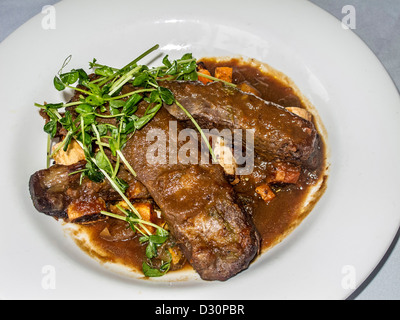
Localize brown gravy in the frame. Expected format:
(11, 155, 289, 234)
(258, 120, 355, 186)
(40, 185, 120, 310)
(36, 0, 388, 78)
(71, 57, 328, 277)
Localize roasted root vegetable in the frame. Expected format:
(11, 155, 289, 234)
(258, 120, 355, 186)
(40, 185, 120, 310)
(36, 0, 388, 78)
(215, 67, 233, 83)
(168, 246, 185, 265)
(269, 162, 301, 184)
(197, 69, 213, 85)
(255, 184, 276, 203)
(114, 201, 157, 234)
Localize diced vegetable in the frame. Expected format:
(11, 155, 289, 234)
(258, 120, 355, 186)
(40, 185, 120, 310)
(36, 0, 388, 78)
(197, 69, 213, 85)
(168, 246, 184, 265)
(116, 200, 156, 233)
(269, 162, 301, 184)
(215, 67, 233, 83)
(255, 184, 276, 203)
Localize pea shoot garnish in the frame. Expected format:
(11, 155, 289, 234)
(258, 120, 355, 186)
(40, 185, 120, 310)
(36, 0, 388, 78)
(35, 44, 223, 277)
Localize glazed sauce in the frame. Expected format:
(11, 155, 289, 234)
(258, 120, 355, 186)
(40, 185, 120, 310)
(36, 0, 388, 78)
(75, 58, 327, 274)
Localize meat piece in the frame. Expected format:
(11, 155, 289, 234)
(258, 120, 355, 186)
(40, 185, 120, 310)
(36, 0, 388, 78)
(29, 161, 86, 220)
(29, 161, 150, 221)
(161, 81, 320, 168)
(122, 107, 260, 281)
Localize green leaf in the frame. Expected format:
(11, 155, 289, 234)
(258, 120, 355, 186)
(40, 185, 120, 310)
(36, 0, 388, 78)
(95, 151, 113, 175)
(76, 68, 89, 85)
(184, 70, 198, 81)
(59, 111, 74, 131)
(142, 262, 166, 277)
(159, 260, 171, 273)
(89, 58, 97, 69)
(101, 84, 112, 96)
(148, 90, 161, 103)
(45, 103, 64, 109)
(134, 112, 158, 130)
(85, 161, 104, 183)
(95, 66, 114, 77)
(96, 123, 108, 136)
(162, 55, 172, 68)
(180, 60, 197, 74)
(146, 242, 157, 259)
(119, 134, 128, 149)
(180, 53, 193, 60)
(149, 234, 168, 245)
(109, 138, 118, 156)
(76, 131, 92, 147)
(132, 73, 149, 86)
(75, 103, 93, 114)
(43, 120, 57, 138)
(142, 260, 171, 277)
(85, 94, 104, 106)
(109, 104, 123, 116)
(110, 127, 119, 140)
(87, 82, 102, 95)
(124, 93, 142, 110)
(53, 76, 65, 91)
(121, 119, 135, 136)
(158, 87, 174, 105)
(165, 61, 178, 75)
(60, 71, 79, 85)
(109, 99, 125, 109)
(82, 113, 96, 126)
(156, 227, 169, 238)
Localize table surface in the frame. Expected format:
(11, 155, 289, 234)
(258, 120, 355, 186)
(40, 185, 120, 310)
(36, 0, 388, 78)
(1, 0, 399, 300)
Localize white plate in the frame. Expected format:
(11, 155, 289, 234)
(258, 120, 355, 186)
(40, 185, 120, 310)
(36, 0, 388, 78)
(1, 0, 400, 300)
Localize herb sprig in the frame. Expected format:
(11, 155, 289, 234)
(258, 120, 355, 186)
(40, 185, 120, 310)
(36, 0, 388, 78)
(37, 45, 227, 276)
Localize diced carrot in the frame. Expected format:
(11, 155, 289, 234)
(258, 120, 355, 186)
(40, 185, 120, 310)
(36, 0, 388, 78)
(134, 202, 153, 223)
(168, 246, 184, 265)
(114, 201, 156, 233)
(215, 67, 233, 83)
(269, 163, 301, 184)
(134, 202, 155, 234)
(197, 69, 213, 85)
(255, 184, 276, 203)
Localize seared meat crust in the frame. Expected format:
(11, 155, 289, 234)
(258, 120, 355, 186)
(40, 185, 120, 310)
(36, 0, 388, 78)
(29, 161, 150, 221)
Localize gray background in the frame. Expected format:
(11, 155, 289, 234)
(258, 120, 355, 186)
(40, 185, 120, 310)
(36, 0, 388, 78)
(1, 0, 399, 300)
